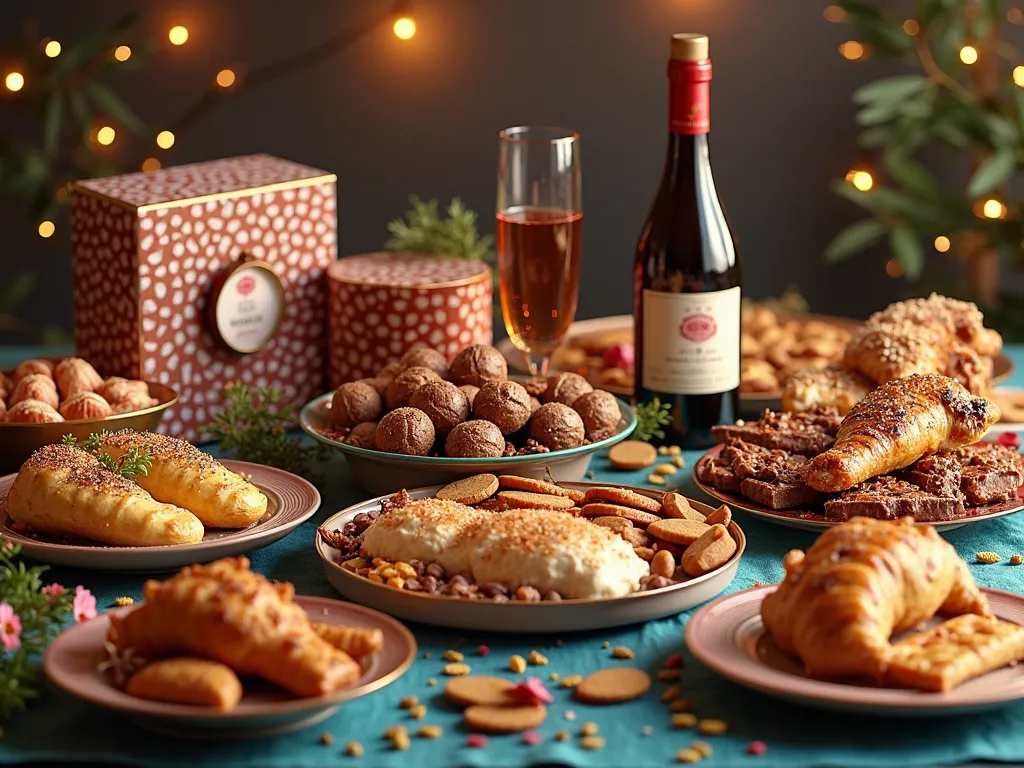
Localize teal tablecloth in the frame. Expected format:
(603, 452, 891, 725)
(2, 346, 1024, 767)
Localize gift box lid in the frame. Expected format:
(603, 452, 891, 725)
(70, 153, 336, 213)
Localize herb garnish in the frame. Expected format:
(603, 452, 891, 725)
(634, 398, 673, 442)
(61, 432, 152, 480)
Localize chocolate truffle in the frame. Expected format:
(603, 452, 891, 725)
(459, 384, 480, 410)
(450, 345, 507, 387)
(529, 402, 586, 451)
(377, 361, 403, 383)
(331, 381, 383, 427)
(530, 396, 541, 414)
(445, 420, 506, 458)
(523, 379, 548, 398)
(401, 347, 451, 380)
(472, 380, 532, 435)
(357, 377, 389, 399)
(346, 421, 378, 449)
(541, 372, 593, 407)
(408, 380, 469, 434)
(376, 408, 435, 456)
(385, 366, 442, 410)
(572, 389, 621, 441)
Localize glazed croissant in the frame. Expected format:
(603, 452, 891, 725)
(99, 430, 267, 528)
(761, 517, 989, 680)
(804, 374, 999, 493)
(108, 557, 361, 698)
(6, 444, 204, 546)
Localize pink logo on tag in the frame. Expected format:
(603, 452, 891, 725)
(237, 276, 256, 296)
(680, 313, 716, 342)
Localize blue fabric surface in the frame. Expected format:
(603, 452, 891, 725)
(1, 346, 1024, 767)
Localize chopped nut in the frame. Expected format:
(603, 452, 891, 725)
(1012, 554, 1023, 566)
(509, 654, 527, 673)
(669, 699, 694, 712)
(580, 722, 599, 736)
(342, 557, 367, 571)
(408, 704, 427, 719)
(417, 725, 443, 739)
(657, 669, 681, 681)
(427, 678, 437, 687)
(691, 740, 713, 757)
(395, 562, 418, 579)
(660, 686, 680, 702)
(586, 471, 595, 479)
(346, 741, 364, 757)
(113, 596, 134, 607)
(697, 718, 728, 736)
(320, 732, 334, 746)
(367, 573, 385, 584)
(658, 446, 670, 455)
(668, 445, 682, 455)
(580, 736, 606, 750)
(528, 650, 549, 666)
(392, 730, 411, 750)
(382, 725, 407, 740)
(611, 646, 635, 659)
(443, 650, 465, 662)
(655, 463, 677, 476)
(386, 576, 405, 589)
(647, 474, 667, 486)
(976, 551, 1001, 564)
(560, 674, 583, 688)
(379, 567, 399, 580)
(555, 730, 571, 742)
(676, 748, 702, 763)
(601, 641, 610, 649)
(399, 695, 419, 709)
(672, 713, 697, 729)
(673, 456, 685, 468)
(549, 672, 560, 681)
(443, 662, 471, 676)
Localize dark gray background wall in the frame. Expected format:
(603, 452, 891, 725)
(0, 0, 909, 343)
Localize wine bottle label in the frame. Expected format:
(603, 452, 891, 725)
(669, 59, 712, 135)
(641, 286, 740, 395)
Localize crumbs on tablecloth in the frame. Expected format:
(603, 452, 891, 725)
(320, 733, 334, 746)
(612, 646, 635, 659)
(399, 695, 418, 709)
(417, 725, 443, 739)
(641, 725, 654, 736)
(443, 650, 464, 662)
(427, 678, 437, 687)
(1012, 554, 1023, 566)
(345, 741, 363, 757)
(509, 654, 527, 673)
(114, 596, 134, 606)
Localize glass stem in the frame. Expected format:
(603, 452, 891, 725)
(524, 353, 550, 378)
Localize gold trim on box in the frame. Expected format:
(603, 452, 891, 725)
(69, 173, 338, 214)
(328, 262, 493, 291)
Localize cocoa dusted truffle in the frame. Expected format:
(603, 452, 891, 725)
(356, 377, 389, 399)
(408, 380, 469, 434)
(330, 381, 383, 427)
(376, 407, 436, 456)
(346, 421, 378, 449)
(450, 344, 507, 387)
(529, 402, 586, 451)
(459, 384, 480, 410)
(400, 347, 451, 380)
(472, 380, 532, 435)
(572, 389, 621, 441)
(385, 366, 442, 410)
(523, 379, 548, 398)
(541, 372, 593, 407)
(530, 397, 541, 414)
(445, 419, 506, 458)
(377, 361, 403, 383)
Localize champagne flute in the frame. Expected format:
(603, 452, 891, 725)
(496, 126, 583, 377)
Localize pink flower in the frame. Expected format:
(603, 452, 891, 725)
(510, 677, 554, 705)
(997, 432, 1021, 449)
(73, 586, 97, 623)
(1, 540, 13, 554)
(41, 583, 66, 599)
(0, 602, 22, 651)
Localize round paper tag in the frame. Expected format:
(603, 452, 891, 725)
(210, 261, 285, 354)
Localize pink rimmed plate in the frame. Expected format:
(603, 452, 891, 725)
(0, 460, 320, 572)
(44, 596, 416, 739)
(685, 586, 1024, 716)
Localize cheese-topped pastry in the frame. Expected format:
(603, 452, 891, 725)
(98, 431, 267, 529)
(6, 444, 204, 546)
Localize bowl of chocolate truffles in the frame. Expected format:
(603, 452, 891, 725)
(301, 344, 637, 494)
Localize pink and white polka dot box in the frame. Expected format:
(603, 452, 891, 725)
(69, 154, 337, 442)
(327, 252, 492, 387)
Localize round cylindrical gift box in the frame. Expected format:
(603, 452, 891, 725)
(327, 252, 493, 386)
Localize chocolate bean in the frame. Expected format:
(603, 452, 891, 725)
(426, 563, 445, 580)
(479, 581, 509, 598)
(514, 585, 541, 602)
(542, 591, 563, 602)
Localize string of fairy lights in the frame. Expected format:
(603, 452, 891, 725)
(826, 3, 1021, 277)
(2, 7, 419, 240)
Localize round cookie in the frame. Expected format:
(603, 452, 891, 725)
(647, 518, 711, 546)
(608, 441, 657, 470)
(473, 380, 531, 435)
(450, 345, 508, 388)
(495, 490, 577, 510)
(444, 676, 516, 707)
(662, 492, 707, 522)
(408, 380, 469, 434)
(445, 420, 505, 458)
(497, 475, 586, 503)
(463, 703, 547, 733)
(400, 347, 451, 380)
(583, 486, 662, 514)
(330, 381, 383, 427)
(590, 516, 634, 535)
(574, 667, 651, 704)
(385, 366, 442, 410)
(580, 502, 661, 527)
(436, 474, 500, 505)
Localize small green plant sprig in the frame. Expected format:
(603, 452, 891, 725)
(634, 398, 673, 442)
(385, 196, 495, 263)
(204, 382, 329, 480)
(60, 432, 152, 480)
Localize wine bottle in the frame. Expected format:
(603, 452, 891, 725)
(633, 33, 741, 448)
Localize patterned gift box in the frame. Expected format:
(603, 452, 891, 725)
(327, 252, 492, 386)
(70, 154, 337, 441)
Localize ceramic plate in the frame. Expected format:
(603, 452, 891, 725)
(686, 586, 1024, 716)
(0, 460, 320, 572)
(987, 387, 1024, 435)
(316, 483, 745, 633)
(300, 393, 636, 495)
(692, 445, 1024, 533)
(44, 596, 416, 739)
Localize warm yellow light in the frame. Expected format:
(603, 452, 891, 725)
(848, 170, 874, 191)
(96, 126, 116, 146)
(934, 236, 951, 253)
(393, 17, 416, 40)
(38, 221, 55, 238)
(823, 5, 847, 22)
(216, 69, 236, 88)
(1014, 66, 1024, 87)
(114, 45, 132, 62)
(885, 259, 903, 278)
(168, 26, 189, 46)
(960, 45, 979, 64)
(44, 40, 61, 57)
(156, 130, 175, 149)
(839, 41, 865, 60)
(5, 72, 24, 92)
(1009, 7, 1024, 23)
(903, 19, 920, 35)
(982, 198, 1006, 219)
(141, 157, 161, 172)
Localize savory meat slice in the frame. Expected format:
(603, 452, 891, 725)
(899, 453, 964, 501)
(710, 408, 840, 457)
(823, 476, 964, 523)
(951, 443, 1024, 505)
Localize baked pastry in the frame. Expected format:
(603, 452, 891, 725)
(868, 293, 1003, 358)
(96, 377, 150, 403)
(804, 375, 1000, 493)
(310, 622, 384, 658)
(59, 392, 113, 421)
(125, 658, 243, 710)
(6, 444, 204, 546)
(761, 517, 990, 680)
(10, 374, 59, 410)
(12, 359, 52, 383)
(944, 342, 993, 397)
(108, 557, 361, 697)
(780, 365, 873, 416)
(843, 322, 944, 384)
(5, 400, 63, 423)
(53, 357, 104, 399)
(109, 390, 159, 414)
(98, 430, 267, 529)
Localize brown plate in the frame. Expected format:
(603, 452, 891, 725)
(0, 460, 320, 572)
(44, 596, 416, 739)
(692, 444, 1024, 533)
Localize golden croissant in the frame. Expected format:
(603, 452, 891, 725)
(804, 374, 999, 493)
(99, 430, 267, 528)
(761, 517, 989, 680)
(5, 444, 204, 546)
(108, 557, 361, 698)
